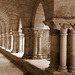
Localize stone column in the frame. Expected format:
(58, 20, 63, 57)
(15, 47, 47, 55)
(22, 28, 30, 59)
(1, 32, 5, 49)
(10, 32, 13, 51)
(0, 34, 2, 47)
(1, 33, 3, 47)
(37, 30, 43, 59)
(5, 33, 11, 50)
(18, 32, 24, 53)
(58, 29, 68, 72)
(69, 30, 75, 72)
(18, 17, 24, 53)
(32, 30, 38, 59)
(22, 36, 30, 58)
(12, 31, 19, 53)
(4, 33, 6, 49)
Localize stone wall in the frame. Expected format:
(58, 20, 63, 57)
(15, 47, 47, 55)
(41, 30, 50, 59)
(54, 0, 75, 18)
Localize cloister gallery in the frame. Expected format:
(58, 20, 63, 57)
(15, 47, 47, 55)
(0, 0, 75, 75)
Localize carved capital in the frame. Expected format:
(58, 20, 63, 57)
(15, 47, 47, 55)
(32, 28, 44, 38)
(53, 18, 75, 30)
(12, 31, 19, 36)
(38, 30, 43, 38)
(22, 28, 33, 37)
(33, 30, 38, 37)
(53, 23, 72, 30)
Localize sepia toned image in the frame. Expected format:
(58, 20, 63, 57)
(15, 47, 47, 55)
(0, 0, 75, 75)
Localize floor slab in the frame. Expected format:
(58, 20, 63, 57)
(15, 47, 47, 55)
(0, 53, 24, 75)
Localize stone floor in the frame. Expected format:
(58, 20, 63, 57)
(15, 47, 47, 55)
(25, 59, 50, 71)
(0, 53, 24, 75)
(12, 53, 50, 71)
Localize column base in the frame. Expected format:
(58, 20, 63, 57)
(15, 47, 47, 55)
(69, 66, 75, 72)
(18, 51, 23, 53)
(37, 54, 42, 59)
(11, 50, 18, 53)
(22, 55, 32, 59)
(58, 66, 67, 72)
(32, 55, 38, 59)
(45, 65, 59, 75)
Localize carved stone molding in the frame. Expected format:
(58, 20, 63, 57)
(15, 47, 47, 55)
(53, 18, 75, 30)
(22, 28, 50, 37)
(43, 18, 75, 30)
(12, 31, 19, 36)
(22, 28, 32, 37)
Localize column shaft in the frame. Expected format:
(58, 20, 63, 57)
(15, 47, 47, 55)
(5, 33, 11, 50)
(10, 34, 13, 51)
(58, 29, 67, 72)
(22, 36, 30, 58)
(12, 31, 19, 53)
(37, 34, 42, 58)
(1, 33, 5, 49)
(19, 33, 24, 53)
(0, 34, 2, 46)
(32, 35, 38, 58)
(69, 30, 75, 72)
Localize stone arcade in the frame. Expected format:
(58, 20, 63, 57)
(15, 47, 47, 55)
(0, 0, 75, 75)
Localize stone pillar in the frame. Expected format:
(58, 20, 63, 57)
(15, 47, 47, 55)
(5, 33, 11, 50)
(1, 32, 5, 48)
(10, 32, 13, 51)
(43, 20, 60, 70)
(32, 30, 38, 59)
(22, 28, 30, 58)
(0, 34, 2, 46)
(18, 17, 24, 53)
(37, 31, 43, 59)
(32, 29, 43, 59)
(58, 29, 68, 72)
(18, 32, 24, 53)
(22, 35, 30, 58)
(12, 31, 19, 53)
(69, 30, 75, 72)
(22, 36, 25, 53)
(4, 33, 6, 49)
(48, 29, 60, 70)
(1, 33, 3, 47)
(43, 19, 75, 75)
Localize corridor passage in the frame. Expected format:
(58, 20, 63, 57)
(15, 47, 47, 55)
(0, 52, 24, 75)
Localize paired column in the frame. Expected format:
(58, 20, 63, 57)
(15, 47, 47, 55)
(32, 29, 43, 59)
(22, 28, 43, 59)
(58, 29, 68, 72)
(44, 19, 75, 73)
(69, 30, 75, 72)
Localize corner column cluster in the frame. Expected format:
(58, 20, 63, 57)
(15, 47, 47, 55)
(47, 18, 75, 73)
(22, 28, 44, 59)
